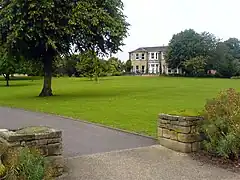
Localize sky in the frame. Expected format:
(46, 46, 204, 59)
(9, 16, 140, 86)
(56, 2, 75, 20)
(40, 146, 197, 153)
(114, 0, 240, 61)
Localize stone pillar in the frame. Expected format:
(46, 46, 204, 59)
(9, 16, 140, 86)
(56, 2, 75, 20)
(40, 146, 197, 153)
(0, 126, 64, 177)
(158, 114, 203, 153)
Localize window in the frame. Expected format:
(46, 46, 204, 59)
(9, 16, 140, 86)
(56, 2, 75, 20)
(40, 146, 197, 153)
(141, 53, 145, 59)
(136, 65, 139, 70)
(156, 53, 158, 59)
(151, 53, 155, 59)
(142, 66, 145, 73)
(136, 53, 139, 60)
(151, 64, 154, 67)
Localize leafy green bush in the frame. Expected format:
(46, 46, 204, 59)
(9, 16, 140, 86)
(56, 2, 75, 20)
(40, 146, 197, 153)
(0, 163, 6, 179)
(3, 147, 53, 180)
(200, 88, 240, 160)
(231, 76, 240, 79)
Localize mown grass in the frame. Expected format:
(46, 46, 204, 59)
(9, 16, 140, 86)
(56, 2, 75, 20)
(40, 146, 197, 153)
(0, 76, 239, 137)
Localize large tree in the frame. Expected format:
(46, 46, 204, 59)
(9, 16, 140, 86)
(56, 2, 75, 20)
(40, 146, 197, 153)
(166, 29, 219, 72)
(0, 0, 129, 96)
(214, 39, 240, 78)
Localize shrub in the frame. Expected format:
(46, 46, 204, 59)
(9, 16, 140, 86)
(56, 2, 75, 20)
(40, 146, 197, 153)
(231, 76, 240, 79)
(3, 147, 53, 180)
(0, 163, 6, 179)
(200, 88, 240, 160)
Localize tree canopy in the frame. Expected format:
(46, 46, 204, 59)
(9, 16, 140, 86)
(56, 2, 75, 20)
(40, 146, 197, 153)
(213, 39, 240, 78)
(166, 29, 219, 70)
(0, 0, 129, 96)
(166, 29, 240, 78)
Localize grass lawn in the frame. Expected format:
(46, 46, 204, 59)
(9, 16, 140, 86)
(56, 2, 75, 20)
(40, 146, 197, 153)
(0, 76, 239, 137)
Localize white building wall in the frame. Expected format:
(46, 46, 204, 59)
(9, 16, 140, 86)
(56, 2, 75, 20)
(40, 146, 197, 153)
(148, 52, 160, 74)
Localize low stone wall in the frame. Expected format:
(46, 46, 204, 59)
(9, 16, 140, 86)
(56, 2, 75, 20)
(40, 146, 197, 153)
(158, 114, 203, 153)
(0, 126, 64, 177)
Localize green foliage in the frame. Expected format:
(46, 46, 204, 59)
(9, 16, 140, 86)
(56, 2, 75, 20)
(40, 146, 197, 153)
(167, 29, 218, 68)
(184, 56, 207, 76)
(76, 51, 106, 81)
(0, 49, 15, 76)
(200, 88, 240, 160)
(166, 29, 219, 77)
(17, 149, 45, 180)
(54, 53, 125, 78)
(231, 76, 240, 79)
(0, 163, 6, 178)
(107, 57, 124, 76)
(167, 29, 240, 78)
(214, 39, 240, 78)
(0, 47, 38, 86)
(124, 60, 132, 73)
(3, 147, 52, 180)
(54, 55, 80, 77)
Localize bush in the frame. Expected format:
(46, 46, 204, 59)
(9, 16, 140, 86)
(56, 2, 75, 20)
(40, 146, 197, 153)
(231, 76, 240, 79)
(200, 88, 240, 160)
(3, 147, 53, 180)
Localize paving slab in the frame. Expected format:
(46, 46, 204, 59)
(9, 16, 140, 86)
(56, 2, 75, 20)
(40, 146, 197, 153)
(0, 107, 156, 157)
(62, 145, 240, 180)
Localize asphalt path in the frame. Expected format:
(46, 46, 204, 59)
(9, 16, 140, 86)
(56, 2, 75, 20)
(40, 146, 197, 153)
(0, 107, 156, 157)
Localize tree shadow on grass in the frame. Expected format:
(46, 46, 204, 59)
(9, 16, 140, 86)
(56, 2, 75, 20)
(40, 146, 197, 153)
(81, 77, 116, 82)
(0, 76, 42, 81)
(0, 83, 37, 87)
(21, 86, 155, 100)
(54, 90, 126, 99)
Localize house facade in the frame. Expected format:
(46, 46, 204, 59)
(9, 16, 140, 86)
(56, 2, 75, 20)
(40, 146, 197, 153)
(129, 46, 182, 74)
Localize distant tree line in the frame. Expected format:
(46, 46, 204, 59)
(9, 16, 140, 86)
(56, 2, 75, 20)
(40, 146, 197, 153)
(166, 29, 240, 78)
(53, 52, 132, 79)
(0, 49, 132, 86)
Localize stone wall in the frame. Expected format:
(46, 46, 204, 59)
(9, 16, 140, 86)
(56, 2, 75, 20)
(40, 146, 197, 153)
(0, 126, 64, 177)
(158, 114, 203, 153)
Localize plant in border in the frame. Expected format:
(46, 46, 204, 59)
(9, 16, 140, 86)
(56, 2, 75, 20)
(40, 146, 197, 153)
(200, 88, 240, 160)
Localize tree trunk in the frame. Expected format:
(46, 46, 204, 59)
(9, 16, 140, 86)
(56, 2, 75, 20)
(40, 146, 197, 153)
(4, 74, 10, 87)
(94, 73, 99, 83)
(39, 53, 53, 97)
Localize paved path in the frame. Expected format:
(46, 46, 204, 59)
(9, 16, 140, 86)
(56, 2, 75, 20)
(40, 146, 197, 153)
(62, 145, 240, 180)
(0, 107, 156, 157)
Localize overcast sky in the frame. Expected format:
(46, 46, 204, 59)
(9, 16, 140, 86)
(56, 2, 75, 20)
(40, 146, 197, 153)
(114, 0, 240, 61)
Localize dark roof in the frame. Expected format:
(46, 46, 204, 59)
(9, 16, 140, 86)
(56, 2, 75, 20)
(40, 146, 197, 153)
(129, 46, 168, 53)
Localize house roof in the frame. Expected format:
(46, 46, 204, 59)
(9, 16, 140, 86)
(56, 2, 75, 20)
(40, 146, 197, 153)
(129, 46, 168, 53)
